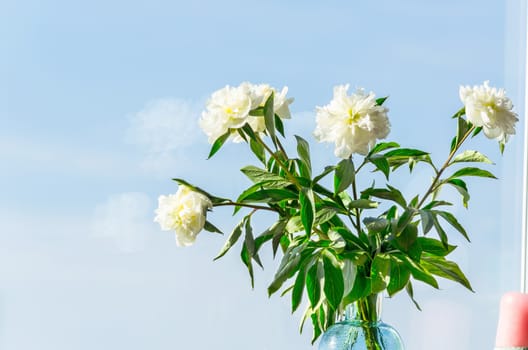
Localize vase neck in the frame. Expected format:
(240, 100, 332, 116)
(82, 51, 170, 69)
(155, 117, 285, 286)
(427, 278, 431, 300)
(345, 294, 382, 324)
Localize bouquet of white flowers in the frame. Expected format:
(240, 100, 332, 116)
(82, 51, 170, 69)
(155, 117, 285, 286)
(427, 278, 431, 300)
(155, 81, 518, 349)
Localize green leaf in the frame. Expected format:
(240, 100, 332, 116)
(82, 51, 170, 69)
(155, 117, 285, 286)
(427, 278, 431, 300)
(417, 237, 456, 256)
(278, 233, 291, 254)
(234, 184, 261, 214)
(286, 215, 304, 234)
(327, 231, 346, 251)
(264, 92, 276, 143)
(280, 285, 294, 297)
(240, 188, 298, 203)
(207, 129, 231, 159)
(419, 210, 434, 234)
(292, 268, 305, 313)
(260, 219, 288, 257)
(363, 217, 388, 234)
(244, 217, 263, 267)
(249, 107, 264, 116)
(450, 167, 497, 180)
(409, 195, 419, 208)
(349, 199, 379, 209)
(375, 96, 388, 106)
(314, 207, 338, 226)
(324, 306, 335, 332)
(249, 138, 266, 164)
(334, 158, 355, 194)
(306, 260, 322, 307)
(371, 253, 391, 293)
(257, 220, 287, 243)
(240, 244, 254, 288)
(268, 244, 304, 296)
(387, 256, 411, 296)
(341, 259, 356, 297)
(313, 166, 336, 184)
(422, 200, 453, 210)
(295, 158, 311, 179)
(446, 178, 470, 208)
(341, 251, 368, 267)
(396, 207, 417, 234)
(472, 126, 483, 137)
(384, 148, 429, 158)
(362, 186, 406, 207)
(434, 210, 470, 242)
(313, 187, 338, 208)
(275, 114, 285, 137)
(266, 157, 276, 173)
(295, 135, 312, 177)
(254, 232, 273, 252)
(322, 254, 344, 310)
(332, 227, 368, 251)
(422, 255, 473, 291)
(451, 107, 465, 119)
(236, 128, 248, 142)
(455, 117, 470, 147)
(214, 219, 245, 260)
(432, 215, 449, 248)
(241, 123, 258, 141)
(299, 306, 312, 334)
(451, 150, 493, 164)
(338, 190, 353, 208)
(395, 222, 418, 253)
(401, 254, 439, 289)
(240, 165, 289, 185)
(450, 136, 457, 153)
(408, 158, 417, 172)
(369, 155, 390, 180)
(300, 188, 316, 236)
(385, 205, 398, 221)
(388, 185, 408, 208)
(317, 198, 344, 212)
(344, 268, 371, 303)
(203, 220, 223, 234)
(310, 310, 323, 344)
(368, 141, 400, 156)
(405, 281, 422, 311)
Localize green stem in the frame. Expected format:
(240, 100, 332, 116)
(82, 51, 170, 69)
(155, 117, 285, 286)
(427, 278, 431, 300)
(350, 159, 362, 234)
(255, 134, 301, 189)
(275, 137, 289, 157)
(355, 158, 369, 174)
(416, 125, 475, 209)
(355, 295, 382, 350)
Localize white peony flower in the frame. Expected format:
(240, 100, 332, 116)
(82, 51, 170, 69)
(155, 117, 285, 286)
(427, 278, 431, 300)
(200, 83, 294, 144)
(246, 83, 294, 118)
(314, 84, 390, 158)
(240, 83, 294, 135)
(459, 81, 518, 143)
(154, 185, 213, 247)
(199, 84, 252, 143)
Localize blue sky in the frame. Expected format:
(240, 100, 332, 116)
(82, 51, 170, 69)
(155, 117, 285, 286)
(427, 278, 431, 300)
(1, 0, 527, 349)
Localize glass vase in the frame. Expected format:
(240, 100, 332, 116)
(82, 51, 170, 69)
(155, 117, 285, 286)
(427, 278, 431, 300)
(318, 294, 405, 350)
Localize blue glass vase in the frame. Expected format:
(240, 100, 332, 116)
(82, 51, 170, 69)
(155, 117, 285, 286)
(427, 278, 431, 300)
(318, 294, 405, 350)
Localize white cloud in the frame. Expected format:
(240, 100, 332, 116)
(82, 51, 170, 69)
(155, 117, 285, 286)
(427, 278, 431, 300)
(92, 192, 155, 253)
(126, 98, 202, 173)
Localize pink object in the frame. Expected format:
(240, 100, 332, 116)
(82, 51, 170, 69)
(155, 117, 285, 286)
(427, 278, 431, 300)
(495, 292, 528, 347)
